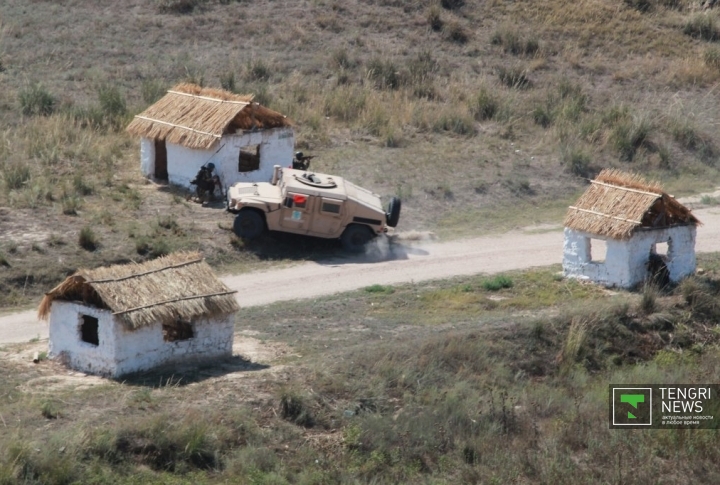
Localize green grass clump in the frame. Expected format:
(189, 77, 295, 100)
(498, 66, 532, 89)
(491, 28, 540, 56)
(78, 226, 98, 251)
(683, 13, 720, 41)
(470, 88, 499, 121)
(365, 284, 395, 294)
(482, 274, 514, 291)
(18, 83, 56, 116)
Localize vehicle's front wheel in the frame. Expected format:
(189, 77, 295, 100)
(233, 210, 265, 239)
(341, 224, 374, 253)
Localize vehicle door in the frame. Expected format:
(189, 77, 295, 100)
(309, 197, 345, 237)
(279, 192, 314, 234)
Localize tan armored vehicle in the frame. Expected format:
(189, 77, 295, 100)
(226, 165, 401, 252)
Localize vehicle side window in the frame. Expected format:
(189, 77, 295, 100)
(321, 198, 342, 215)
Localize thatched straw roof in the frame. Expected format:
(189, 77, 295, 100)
(126, 83, 292, 150)
(38, 252, 240, 330)
(564, 169, 700, 240)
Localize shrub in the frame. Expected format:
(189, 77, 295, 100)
(98, 84, 127, 119)
(78, 226, 98, 251)
(427, 5, 443, 31)
(62, 195, 82, 215)
(245, 58, 271, 82)
(157, 0, 201, 14)
(532, 105, 553, 127)
(704, 46, 720, 70)
(491, 28, 539, 56)
(141, 78, 167, 105)
(324, 85, 366, 121)
(498, 66, 532, 89)
(683, 13, 720, 41)
(561, 146, 592, 177)
(611, 116, 652, 161)
(471, 88, 498, 121)
(433, 112, 477, 136)
(482, 274, 513, 291)
(3, 161, 31, 191)
(220, 71, 236, 92)
(444, 20, 469, 43)
(624, 0, 653, 12)
(18, 83, 56, 116)
(279, 391, 314, 427)
(441, 0, 464, 10)
(365, 284, 394, 294)
(367, 57, 400, 90)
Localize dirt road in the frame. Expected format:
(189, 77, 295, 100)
(3, 206, 720, 345)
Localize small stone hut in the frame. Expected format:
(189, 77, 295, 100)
(38, 252, 240, 377)
(563, 169, 700, 288)
(126, 83, 294, 190)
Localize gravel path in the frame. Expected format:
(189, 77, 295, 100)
(3, 206, 720, 345)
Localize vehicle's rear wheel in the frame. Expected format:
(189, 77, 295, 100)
(341, 224, 374, 253)
(386, 197, 401, 228)
(233, 210, 265, 239)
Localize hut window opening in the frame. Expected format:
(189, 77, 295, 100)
(80, 315, 99, 346)
(239, 144, 261, 172)
(590, 239, 607, 263)
(163, 320, 194, 342)
(652, 241, 669, 260)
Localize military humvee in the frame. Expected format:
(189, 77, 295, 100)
(226, 165, 401, 252)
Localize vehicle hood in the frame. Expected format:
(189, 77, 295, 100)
(345, 180, 385, 213)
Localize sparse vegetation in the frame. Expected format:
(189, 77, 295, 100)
(683, 12, 720, 41)
(18, 83, 56, 116)
(78, 226, 98, 251)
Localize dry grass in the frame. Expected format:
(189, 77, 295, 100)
(0, 0, 720, 308)
(4, 261, 720, 483)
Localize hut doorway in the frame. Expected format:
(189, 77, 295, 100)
(154, 139, 168, 180)
(648, 241, 670, 287)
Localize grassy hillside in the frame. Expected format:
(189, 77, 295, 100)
(3, 257, 720, 483)
(1, 0, 720, 307)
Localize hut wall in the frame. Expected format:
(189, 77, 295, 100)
(112, 314, 235, 377)
(48, 301, 118, 376)
(163, 127, 294, 191)
(626, 225, 696, 285)
(140, 137, 155, 177)
(563, 226, 696, 288)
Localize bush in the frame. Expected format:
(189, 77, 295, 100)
(427, 5, 443, 31)
(611, 116, 652, 161)
(683, 13, 720, 41)
(98, 84, 127, 121)
(444, 20, 469, 44)
(279, 391, 314, 427)
(498, 66, 532, 89)
(78, 226, 98, 251)
(245, 59, 271, 82)
(704, 46, 720, 70)
(433, 112, 477, 136)
(471, 89, 498, 121)
(18, 83, 56, 116)
(367, 57, 400, 90)
(157, 0, 201, 14)
(441, 0, 464, 10)
(624, 0, 653, 12)
(561, 146, 592, 177)
(482, 274, 514, 291)
(491, 28, 539, 56)
(141, 79, 167, 105)
(3, 161, 31, 192)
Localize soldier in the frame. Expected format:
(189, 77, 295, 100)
(190, 163, 218, 202)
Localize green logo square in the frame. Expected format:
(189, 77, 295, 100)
(613, 388, 652, 426)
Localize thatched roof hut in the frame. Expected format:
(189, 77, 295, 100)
(126, 83, 292, 150)
(39, 252, 239, 330)
(564, 169, 700, 240)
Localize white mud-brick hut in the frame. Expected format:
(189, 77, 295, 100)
(38, 252, 240, 378)
(126, 83, 294, 190)
(563, 169, 700, 288)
